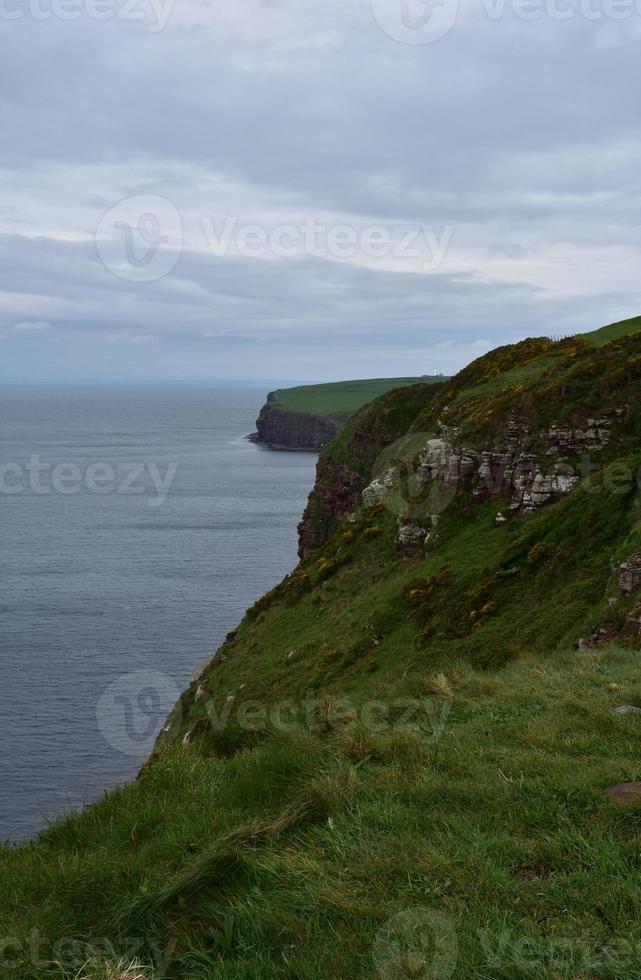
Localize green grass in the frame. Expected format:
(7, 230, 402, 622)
(448, 352, 561, 409)
(5, 318, 641, 978)
(583, 314, 641, 346)
(432, 311, 641, 414)
(4, 648, 641, 978)
(5, 469, 641, 976)
(270, 377, 444, 421)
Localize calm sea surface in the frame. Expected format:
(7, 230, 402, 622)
(0, 385, 317, 843)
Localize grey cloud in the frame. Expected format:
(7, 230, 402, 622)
(0, 0, 640, 379)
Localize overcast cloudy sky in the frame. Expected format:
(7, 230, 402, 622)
(0, 0, 639, 382)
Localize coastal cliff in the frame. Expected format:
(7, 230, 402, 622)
(297, 381, 445, 553)
(248, 392, 339, 450)
(248, 376, 443, 451)
(8, 315, 641, 979)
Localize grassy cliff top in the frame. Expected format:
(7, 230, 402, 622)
(269, 376, 446, 420)
(583, 314, 641, 346)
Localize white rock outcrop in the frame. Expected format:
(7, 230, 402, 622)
(362, 470, 395, 508)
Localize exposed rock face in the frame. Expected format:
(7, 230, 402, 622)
(618, 553, 641, 594)
(249, 392, 339, 452)
(249, 394, 339, 451)
(509, 463, 580, 514)
(298, 462, 364, 554)
(360, 412, 603, 548)
(576, 552, 641, 649)
(439, 413, 610, 514)
(362, 472, 395, 509)
(580, 623, 621, 648)
(298, 382, 444, 556)
(362, 417, 604, 548)
(397, 523, 428, 548)
(544, 418, 611, 455)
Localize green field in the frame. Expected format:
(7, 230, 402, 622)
(271, 376, 445, 420)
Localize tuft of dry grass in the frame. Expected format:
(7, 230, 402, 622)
(108, 964, 150, 980)
(425, 672, 454, 699)
(72, 959, 152, 980)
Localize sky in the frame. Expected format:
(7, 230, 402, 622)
(0, 0, 639, 382)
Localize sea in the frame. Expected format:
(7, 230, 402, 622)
(0, 384, 317, 843)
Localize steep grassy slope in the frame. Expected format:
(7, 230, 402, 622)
(3, 320, 641, 979)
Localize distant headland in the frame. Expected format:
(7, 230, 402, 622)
(248, 375, 447, 451)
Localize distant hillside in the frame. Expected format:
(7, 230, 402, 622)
(249, 376, 447, 451)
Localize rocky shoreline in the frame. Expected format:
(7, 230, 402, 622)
(246, 431, 326, 452)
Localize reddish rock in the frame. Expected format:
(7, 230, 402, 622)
(297, 461, 363, 556)
(297, 391, 431, 556)
(581, 623, 622, 648)
(604, 782, 641, 805)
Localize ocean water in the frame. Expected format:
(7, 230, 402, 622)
(0, 385, 317, 843)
